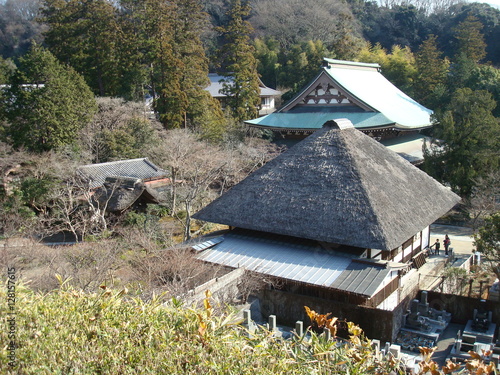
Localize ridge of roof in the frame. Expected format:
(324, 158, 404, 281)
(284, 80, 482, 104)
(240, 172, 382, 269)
(323, 58, 381, 70)
(206, 73, 281, 97)
(78, 158, 167, 189)
(80, 157, 155, 169)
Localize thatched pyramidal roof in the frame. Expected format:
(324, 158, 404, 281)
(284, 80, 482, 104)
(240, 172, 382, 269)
(193, 119, 460, 250)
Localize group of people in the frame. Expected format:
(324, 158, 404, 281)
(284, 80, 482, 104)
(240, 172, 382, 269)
(430, 234, 452, 255)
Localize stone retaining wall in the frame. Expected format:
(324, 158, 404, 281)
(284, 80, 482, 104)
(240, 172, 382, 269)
(185, 267, 245, 305)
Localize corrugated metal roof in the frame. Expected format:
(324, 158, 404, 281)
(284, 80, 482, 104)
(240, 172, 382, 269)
(78, 158, 167, 189)
(192, 237, 224, 252)
(197, 231, 353, 288)
(330, 261, 392, 297)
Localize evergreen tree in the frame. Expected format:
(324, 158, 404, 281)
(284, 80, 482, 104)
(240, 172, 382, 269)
(2, 45, 97, 152)
(277, 40, 331, 101)
(467, 64, 500, 117)
(423, 88, 499, 198)
(452, 13, 487, 63)
(121, 0, 220, 131)
(40, 0, 141, 99)
(174, 0, 224, 131)
(0, 56, 15, 84)
(414, 35, 450, 107)
(217, 0, 261, 122)
(145, 0, 186, 129)
(474, 213, 500, 281)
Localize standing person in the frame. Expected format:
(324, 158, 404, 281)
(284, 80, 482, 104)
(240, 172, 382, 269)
(443, 234, 451, 255)
(430, 239, 440, 255)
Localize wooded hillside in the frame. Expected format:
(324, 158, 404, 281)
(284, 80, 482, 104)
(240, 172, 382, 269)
(0, 0, 498, 242)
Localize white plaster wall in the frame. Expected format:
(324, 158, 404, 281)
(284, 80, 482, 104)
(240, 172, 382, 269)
(377, 288, 399, 310)
(376, 268, 420, 311)
(422, 226, 430, 249)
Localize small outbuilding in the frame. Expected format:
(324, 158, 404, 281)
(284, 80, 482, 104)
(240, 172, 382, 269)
(77, 158, 170, 213)
(206, 73, 282, 116)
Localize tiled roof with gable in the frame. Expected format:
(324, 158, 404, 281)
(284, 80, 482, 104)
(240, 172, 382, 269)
(78, 158, 167, 189)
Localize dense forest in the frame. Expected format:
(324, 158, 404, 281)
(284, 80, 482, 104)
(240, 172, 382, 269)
(0, 0, 499, 241)
(1, 0, 500, 126)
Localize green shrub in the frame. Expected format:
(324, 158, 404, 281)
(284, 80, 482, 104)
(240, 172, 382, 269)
(1, 284, 405, 375)
(2, 284, 491, 374)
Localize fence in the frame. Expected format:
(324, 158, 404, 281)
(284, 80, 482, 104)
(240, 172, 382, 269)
(417, 290, 500, 324)
(436, 254, 496, 298)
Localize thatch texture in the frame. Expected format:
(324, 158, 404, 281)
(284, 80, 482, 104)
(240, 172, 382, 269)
(193, 120, 460, 250)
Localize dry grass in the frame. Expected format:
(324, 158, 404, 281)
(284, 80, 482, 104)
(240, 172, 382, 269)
(0, 230, 229, 302)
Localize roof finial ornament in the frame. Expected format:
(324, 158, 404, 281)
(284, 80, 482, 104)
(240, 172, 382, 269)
(322, 118, 354, 130)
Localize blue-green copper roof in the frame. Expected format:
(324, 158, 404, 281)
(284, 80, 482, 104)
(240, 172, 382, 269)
(246, 111, 393, 130)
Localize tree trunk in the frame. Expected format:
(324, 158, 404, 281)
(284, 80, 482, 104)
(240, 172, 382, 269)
(170, 167, 177, 216)
(183, 200, 191, 241)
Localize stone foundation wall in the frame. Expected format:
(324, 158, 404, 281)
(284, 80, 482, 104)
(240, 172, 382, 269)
(259, 288, 409, 343)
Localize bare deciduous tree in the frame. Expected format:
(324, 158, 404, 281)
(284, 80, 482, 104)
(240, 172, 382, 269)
(379, 0, 465, 15)
(46, 174, 119, 242)
(250, 0, 363, 50)
(468, 171, 500, 230)
(127, 245, 225, 299)
(149, 129, 227, 239)
(217, 136, 282, 194)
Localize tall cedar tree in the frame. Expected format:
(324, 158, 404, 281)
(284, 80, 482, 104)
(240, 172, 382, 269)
(173, 0, 210, 118)
(414, 35, 449, 107)
(2, 45, 97, 152)
(40, 0, 140, 98)
(217, 0, 261, 123)
(447, 14, 488, 96)
(124, 0, 217, 130)
(423, 88, 499, 198)
(143, 0, 187, 129)
(453, 14, 487, 63)
(173, 0, 224, 133)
